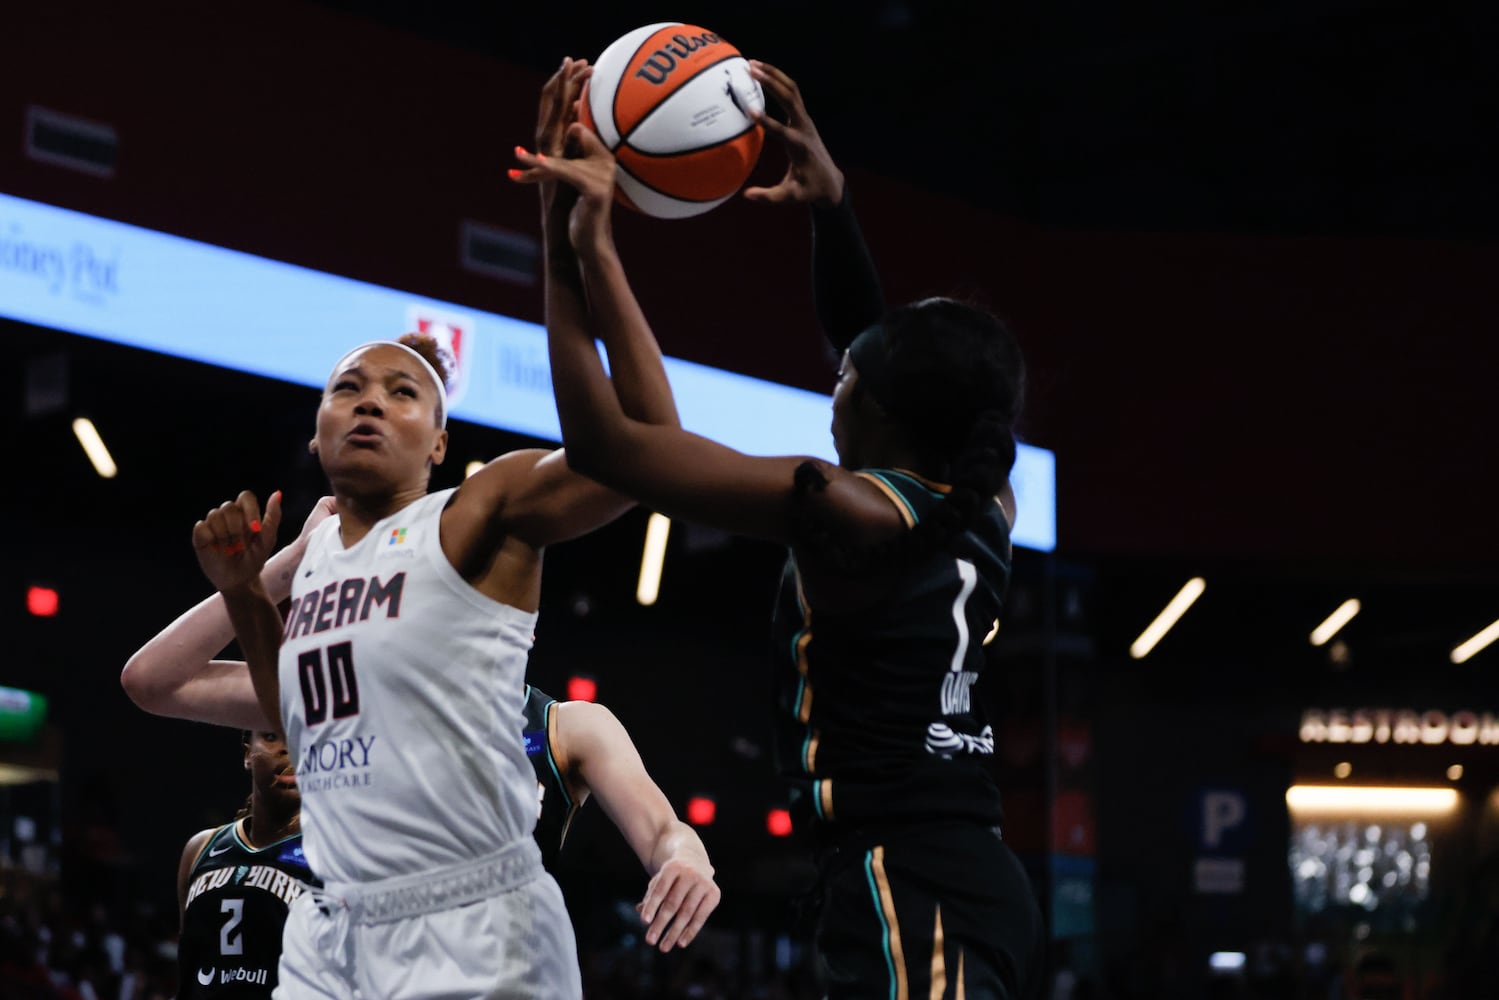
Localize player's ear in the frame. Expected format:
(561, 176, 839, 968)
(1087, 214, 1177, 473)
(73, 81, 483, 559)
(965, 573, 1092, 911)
(309, 437, 319, 455)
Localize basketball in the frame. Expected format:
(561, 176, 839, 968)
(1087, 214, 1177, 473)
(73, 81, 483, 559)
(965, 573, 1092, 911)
(580, 23, 765, 219)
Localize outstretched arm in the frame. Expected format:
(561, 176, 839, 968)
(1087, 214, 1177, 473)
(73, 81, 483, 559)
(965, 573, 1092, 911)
(516, 122, 894, 544)
(123, 498, 335, 729)
(744, 61, 884, 349)
(193, 491, 286, 732)
(458, 58, 680, 550)
(555, 701, 720, 951)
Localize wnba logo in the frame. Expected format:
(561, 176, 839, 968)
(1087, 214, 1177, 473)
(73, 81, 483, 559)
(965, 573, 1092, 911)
(405, 308, 472, 409)
(633, 32, 723, 85)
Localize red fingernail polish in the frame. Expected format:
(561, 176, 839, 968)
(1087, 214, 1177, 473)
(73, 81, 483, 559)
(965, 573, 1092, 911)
(536, 153, 548, 163)
(507, 168, 523, 180)
(250, 519, 261, 533)
(514, 145, 528, 158)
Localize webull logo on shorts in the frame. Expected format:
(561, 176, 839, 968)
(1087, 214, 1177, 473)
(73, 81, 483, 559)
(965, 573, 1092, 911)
(218, 967, 269, 986)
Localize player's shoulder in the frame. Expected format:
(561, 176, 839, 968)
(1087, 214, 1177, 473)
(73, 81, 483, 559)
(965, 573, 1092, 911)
(552, 701, 632, 767)
(443, 449, 556, 518)
(553, 699, 621, 731)
(792, 461, 913, 549)
(180, 824, 226, 870)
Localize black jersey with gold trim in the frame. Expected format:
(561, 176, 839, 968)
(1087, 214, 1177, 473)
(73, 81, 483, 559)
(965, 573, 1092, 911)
(771, 468, 1011, 832)
(523, 685, 580, 870)
(178, 822, 318, 998)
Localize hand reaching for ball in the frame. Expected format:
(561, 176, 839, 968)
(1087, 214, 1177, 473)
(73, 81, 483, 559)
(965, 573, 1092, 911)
(512, 120, 618, 255)
(743, 60, 845, 209)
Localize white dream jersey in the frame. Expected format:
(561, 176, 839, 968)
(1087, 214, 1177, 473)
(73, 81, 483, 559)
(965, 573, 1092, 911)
(279, 488, 539, 884)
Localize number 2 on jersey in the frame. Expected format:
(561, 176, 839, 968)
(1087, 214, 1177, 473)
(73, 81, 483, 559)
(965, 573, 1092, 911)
(298, 640, 360, 725)
(219, 898, 244, 955)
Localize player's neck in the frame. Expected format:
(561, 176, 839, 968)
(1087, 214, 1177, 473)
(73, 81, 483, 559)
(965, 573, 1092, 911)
(241, 808, 300, 849)
(333, 486, 428, 547)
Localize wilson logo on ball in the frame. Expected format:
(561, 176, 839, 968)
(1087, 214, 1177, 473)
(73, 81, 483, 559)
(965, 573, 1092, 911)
(633, 32, 724, 85)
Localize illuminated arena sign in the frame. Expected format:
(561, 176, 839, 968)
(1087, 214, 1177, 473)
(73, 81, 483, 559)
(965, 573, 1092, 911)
(1299, 707, 1499, 747)
(1, 191, 1056, 550)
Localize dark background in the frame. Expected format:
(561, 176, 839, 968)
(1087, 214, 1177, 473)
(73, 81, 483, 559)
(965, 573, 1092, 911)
(3, 1, 1497, 995)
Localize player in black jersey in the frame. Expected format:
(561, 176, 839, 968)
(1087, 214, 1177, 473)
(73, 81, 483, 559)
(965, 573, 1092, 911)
(177, 729, 315, 998)
(516, 60, 1042, 999)
(126, 561, 719, 952)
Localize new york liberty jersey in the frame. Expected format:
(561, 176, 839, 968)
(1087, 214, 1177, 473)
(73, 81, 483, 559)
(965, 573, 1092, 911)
(522, 685, 581, 871)
(178, 822, 318, 997)
(772, 469, 1011, 830)
(280, 489, 540, 884)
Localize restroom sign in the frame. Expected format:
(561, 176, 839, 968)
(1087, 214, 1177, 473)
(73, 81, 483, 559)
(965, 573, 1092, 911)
(1300, 708, 1499, 747)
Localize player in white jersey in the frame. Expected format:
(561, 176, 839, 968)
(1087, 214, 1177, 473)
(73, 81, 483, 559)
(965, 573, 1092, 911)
(123, 511, 721, 953)
(187, 60, 687, 1000)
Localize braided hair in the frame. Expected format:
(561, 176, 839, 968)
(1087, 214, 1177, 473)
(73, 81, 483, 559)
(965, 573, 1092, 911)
(233, 730, 254, 821)
(795, 297, 1024, 572)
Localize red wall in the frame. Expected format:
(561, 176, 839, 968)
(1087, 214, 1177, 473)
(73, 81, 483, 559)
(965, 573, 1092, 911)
(6, 0, 1493, 563)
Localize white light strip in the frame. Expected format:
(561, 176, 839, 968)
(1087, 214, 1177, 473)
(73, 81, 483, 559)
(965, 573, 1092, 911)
(1451, 618, 1499, 664)
(636, 513, 671, 607)
(1285, 784, 1459, 815)
(1208, 952, 1246, 972)
(71, 417, 117, 478)
(1310, 598, 1361, 646)
(1129, 577, 1205, 659)
(2, 191, 1062, 549)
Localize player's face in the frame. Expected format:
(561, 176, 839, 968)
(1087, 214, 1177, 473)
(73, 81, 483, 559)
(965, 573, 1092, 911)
(313, 345, 447, 488)
(245, 730, 298, 806)
(830, 351, 864, 469)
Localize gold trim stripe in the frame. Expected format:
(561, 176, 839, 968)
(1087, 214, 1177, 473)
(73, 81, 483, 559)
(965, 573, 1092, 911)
(892, 468, 953, 495)
(871, 846, 908, 1000)
(857, 472, 917, 528)
(929, 905, 946, 1000)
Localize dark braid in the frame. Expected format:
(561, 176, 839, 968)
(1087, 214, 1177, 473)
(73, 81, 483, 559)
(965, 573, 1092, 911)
(795, 298, 1024, 573)
(234, 728, 254, 821)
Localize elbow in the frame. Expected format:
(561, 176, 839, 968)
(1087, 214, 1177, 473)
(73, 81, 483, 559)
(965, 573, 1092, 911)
(120, 654, 163, 712)
(560, 426, 625, 486)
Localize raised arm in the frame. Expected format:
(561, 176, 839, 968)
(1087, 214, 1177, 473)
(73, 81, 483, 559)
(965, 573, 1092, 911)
(743, 61, 884, 349)
(123, 498, 335, 729)
(192, 491, 286, 732)
(457, 58, 680, 550)
(554, 701, 720, 951)
(514, 120, 902, 544)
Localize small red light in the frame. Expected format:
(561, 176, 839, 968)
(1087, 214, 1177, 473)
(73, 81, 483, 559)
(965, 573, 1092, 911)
(566, 675, 597, 703)
(686, 796, 716, 826)
(766, 808, 793, 837)
(26, 586, 59, 618)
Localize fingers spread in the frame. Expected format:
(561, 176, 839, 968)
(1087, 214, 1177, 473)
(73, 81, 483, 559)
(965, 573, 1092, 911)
(742, 183, 795, 204)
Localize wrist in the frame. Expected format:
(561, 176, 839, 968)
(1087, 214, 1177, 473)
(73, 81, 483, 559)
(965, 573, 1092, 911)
(575, 230, 615, 264)
(260, 544, 304, 603)
(221, 577, 270, 603)
(812, 172, 848, 212)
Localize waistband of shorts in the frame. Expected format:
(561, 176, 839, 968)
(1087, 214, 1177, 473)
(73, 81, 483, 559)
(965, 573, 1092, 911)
(317, 837, 543, 925)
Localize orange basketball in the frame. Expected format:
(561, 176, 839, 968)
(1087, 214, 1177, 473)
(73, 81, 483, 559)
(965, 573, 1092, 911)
(580, 23, 765, 219)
